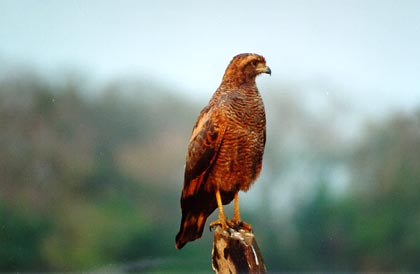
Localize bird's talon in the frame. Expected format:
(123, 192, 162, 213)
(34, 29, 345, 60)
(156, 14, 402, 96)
(209, 223, 216, 231)
(230, 219, 252, 232)
(226, 219, 235, 229)
(209, 219, 228, 231)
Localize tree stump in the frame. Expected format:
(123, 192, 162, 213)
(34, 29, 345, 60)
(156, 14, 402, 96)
(212, 226, 266, 274)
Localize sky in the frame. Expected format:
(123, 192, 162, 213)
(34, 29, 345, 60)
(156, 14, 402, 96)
(1, 0, 420, 117)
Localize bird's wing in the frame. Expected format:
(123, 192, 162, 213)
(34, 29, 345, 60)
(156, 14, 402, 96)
(182, 104, 227, 198)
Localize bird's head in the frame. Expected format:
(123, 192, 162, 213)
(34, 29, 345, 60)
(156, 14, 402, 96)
(222, 53, 271, 87)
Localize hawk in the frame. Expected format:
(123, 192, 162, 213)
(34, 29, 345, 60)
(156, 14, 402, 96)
(176, 53, 271, 249)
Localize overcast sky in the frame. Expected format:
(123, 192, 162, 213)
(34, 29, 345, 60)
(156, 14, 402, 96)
(1, 0, 419, 117)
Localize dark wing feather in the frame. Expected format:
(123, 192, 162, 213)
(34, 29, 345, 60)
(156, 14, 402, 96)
(175, 104, 227, 249)
(182, 105, 226, 198)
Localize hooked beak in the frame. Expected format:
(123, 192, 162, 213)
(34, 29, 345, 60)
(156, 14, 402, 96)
(256, 63, 271, 75)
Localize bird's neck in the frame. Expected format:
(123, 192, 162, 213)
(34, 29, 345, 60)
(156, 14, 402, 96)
(220, 78, 257, 90)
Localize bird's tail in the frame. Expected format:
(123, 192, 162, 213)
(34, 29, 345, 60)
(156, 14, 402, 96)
(175, 210, 210, 249)
(175, 190, 234, 249)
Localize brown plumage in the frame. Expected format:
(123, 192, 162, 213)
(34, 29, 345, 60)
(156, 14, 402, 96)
(175, 53, 271, 249)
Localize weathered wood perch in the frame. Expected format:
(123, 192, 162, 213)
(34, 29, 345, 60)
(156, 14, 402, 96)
(212, 226, 266, 274)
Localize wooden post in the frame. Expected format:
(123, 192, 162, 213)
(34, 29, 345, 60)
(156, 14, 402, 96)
(212, 226, 266, 274)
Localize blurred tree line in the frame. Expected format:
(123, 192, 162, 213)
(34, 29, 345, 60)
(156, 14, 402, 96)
(0, 70, 419, 272)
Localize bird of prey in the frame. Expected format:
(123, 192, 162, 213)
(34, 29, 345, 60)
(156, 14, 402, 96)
(176, 53, 271, 249)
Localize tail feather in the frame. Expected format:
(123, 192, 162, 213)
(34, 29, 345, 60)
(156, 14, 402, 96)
(175, 211, 209, 249)
(175, 190, 234, 249)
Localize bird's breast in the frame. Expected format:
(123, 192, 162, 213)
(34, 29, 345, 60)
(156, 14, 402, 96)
(205, 119, 265, 193)
(203, 91, 266, 193)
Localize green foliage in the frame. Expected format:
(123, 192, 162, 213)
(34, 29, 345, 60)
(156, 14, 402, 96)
(0, 73, 192, 271)
(0, 202, 51, 271)
(287, 112, 420, 272)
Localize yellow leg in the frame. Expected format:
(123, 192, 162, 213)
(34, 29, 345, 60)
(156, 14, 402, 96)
(230, 192, 252, 231)
(215, 189, 226, 220)
(209, 189, 228, 229)
(232, 192, 240, 223)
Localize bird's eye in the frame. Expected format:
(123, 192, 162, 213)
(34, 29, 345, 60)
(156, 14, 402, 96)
(251, 60, 258, 67)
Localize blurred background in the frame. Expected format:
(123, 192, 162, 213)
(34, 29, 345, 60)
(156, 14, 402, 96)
(1, 0, 420, 272)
